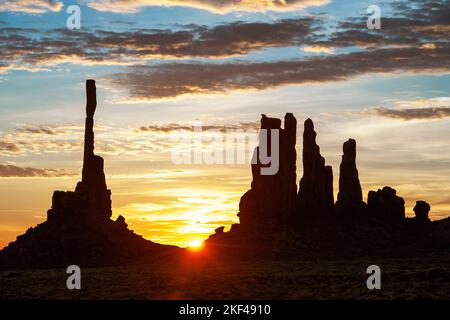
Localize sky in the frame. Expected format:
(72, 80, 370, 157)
(0, 0, 449, 248)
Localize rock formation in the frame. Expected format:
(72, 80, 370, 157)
(206, 113, 450, 258)
(238, 114, 297, 232)
(47, 80, 112, 221)
(335, 139, 365, 215)
(414, 201, 431, 223)
(2, 95, 447, 265)
(368, 187, 405, 223)
(0, 80, 178, 269)
(297, 119, 334, 221)
(208, 116, 337, 252)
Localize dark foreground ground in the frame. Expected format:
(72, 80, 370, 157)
(1, 253, 449, 300)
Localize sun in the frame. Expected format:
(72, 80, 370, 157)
(187, 240, 204, 251)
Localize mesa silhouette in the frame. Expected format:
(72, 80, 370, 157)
(1, 80, 449, 269)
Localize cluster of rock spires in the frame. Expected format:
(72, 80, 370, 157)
(0, 82, 448, 268)
(223, 113, 430, 227)
(0, 80, 177, 269)
(207, 113, 449, 256)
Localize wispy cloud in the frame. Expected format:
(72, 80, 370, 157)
(84, 0, 329, 14)
(14, 126, 58, 135)
(0, 141, 20, 152)
(139, 121, 259, 132)
(2, 122, 249, 157)
(321, 0, 450, 49)
(1, 0, 449, 85)
(0, 163, 76, 178)
(0, 18, 316, 73)
(302, 45, 334, 54)
(0, 0, 63, 13)
(367, 107, 450, 120)
(0, 124, 83, 155)
(106, 45, 450, 100)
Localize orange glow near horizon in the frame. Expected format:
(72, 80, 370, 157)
(0, 99, 449, 250)
(187, 240, 204, 251)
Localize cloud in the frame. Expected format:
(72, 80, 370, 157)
(84, 0, 329, 14)
(302, 45, 334, 54)
(106, 45, 450, 100)
(1, 0, 448, 75)
(0, 18, 317, 73)
(0, 124, 189, 157)
(0, 120, 259, 161)
(109, 169, 197, 180)
(367, 107, 450, 120)
(0, 124, 86, 155)
(0, 141, 20, 152)
(139, 122, 259, 132)
(1, 0, 448, 101)
(14, 126, 57, 135)
(420, 43, 437, 50)
(0, 0, 63, 13)
(323, 0, 450, 49)
(0, 164, 76, 178)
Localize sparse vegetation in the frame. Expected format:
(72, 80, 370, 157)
(1, 255, 449, 300)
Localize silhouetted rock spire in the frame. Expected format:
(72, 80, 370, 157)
(238, 113, 297, 232)
(336, 139, 365, 215)
(282, 113, 298, 214)
(297, 119, 334, 220)
(46, 80, 112, 220)
(0, 80, 176, 269)
(84, 79, 96, 161)
(75, 80, 112, 219)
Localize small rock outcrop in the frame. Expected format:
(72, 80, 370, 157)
(114, 215, 128, 229)
(335, 139, 365, 215)
(368, 187, 405, 223)
(414, 201, 431, 223)
(297, 119, 334, 221)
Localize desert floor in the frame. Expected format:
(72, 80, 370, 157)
(1, 254, 449, 300)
